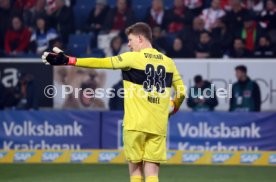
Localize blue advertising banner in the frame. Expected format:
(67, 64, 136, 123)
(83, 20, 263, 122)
(101, 112, 276, 151)
(101, 112, 124, 149)
(0, 111, 100, 150)
(1, 111, 276, 151)
(169, 112, 276, 151)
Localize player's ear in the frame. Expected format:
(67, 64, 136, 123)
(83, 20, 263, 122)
(138, 35, 143, 43)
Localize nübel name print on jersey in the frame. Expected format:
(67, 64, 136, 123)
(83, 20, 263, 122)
(148, 96, 160, 104)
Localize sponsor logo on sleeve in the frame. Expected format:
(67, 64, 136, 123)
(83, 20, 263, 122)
(117, 55, 123, 62)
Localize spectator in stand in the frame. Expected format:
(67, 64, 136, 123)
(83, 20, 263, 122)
(13, 0, 36, 11)
(259, 0, 276, 31)
(46, 0, 56, 14)
(84, 0, 109, 48)
(144, 0, 165, 29)
(0, 0, 12, 51)
(152, 26, 167, 53)
(225, 0, 251, 32)
(228, 37, 252, 57)
(242, 0, 264, 14)
(47, 0, 74, 44)
(64, 0, 76, 7)
(104, 35, 128, 57)
(167, 37, 194, 58)
(103, 0, 136, 32)
(195, 31, 215, 58)
(24, 0, 47, 29)
(14, 71, 38, 110)
(230, 65, 261, 112)
(4, 16, 31, 55)
(164, 0, 194, 33)
(200, 0, 225, 31)
(13, 0, 40, 31)
(184, 0, 203, 17)
(187, 75, 218, 111)
(253, 36, 275, 58)
(29, 16, 58, 55)
(45, 0, 76, 12)
(211, 16, 234, 57)
(237, 13, 265, 52)
(179, 17, 205, 53)
(85, 0, 109, 34)
(220, 0, 231, 10)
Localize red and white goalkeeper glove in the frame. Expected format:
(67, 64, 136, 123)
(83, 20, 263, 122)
(169, 97, 179, 117)
(42, 47, 77, 65)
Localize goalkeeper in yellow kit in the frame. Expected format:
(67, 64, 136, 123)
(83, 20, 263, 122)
(42, 22, 185, 182)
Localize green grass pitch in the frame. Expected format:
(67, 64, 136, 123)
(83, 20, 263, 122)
(0, 164, 275, 182)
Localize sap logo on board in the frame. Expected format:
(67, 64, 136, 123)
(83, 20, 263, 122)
(182, 153, 204, 163)
(212, 153, 233, 163)
(240, 153, 261, 164)
(14, 152, 35, 162)
(98, 152, 120, 162)
(167, 152, 176, 160)
(269, 154, 276, 164)
(71, 152, 92, 162)
(0, 152, 8, 160)
(42, 152, 63, 162)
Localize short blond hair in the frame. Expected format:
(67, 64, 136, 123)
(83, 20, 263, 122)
(125, 22, 152, 42)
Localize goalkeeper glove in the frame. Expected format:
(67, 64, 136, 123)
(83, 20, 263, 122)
(169, 97, 178, 117)
(42, 47, 77, 65)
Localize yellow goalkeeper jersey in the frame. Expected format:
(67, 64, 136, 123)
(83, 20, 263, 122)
(76, 48, 185, 136)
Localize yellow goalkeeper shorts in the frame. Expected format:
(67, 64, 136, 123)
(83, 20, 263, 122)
(123, 130, 167, 163)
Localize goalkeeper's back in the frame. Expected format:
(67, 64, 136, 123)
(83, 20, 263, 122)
(116, 48, 185, 136)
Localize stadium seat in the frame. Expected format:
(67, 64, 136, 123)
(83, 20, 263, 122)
(164, 0, 174, 9)
(74, 0, 95, 9)
(68, 34, 93, 47)
(133, 6, 147, 21)
(74, 0, 95, 30)
(67, 44, 87, 57)
(79, 48, 105, 58)
(132, 0, 151, 8)
(107, 0, 116, 7)
(90, 48, 105, 58)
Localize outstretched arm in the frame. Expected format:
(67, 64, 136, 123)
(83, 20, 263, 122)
(42, 47, 132, 70)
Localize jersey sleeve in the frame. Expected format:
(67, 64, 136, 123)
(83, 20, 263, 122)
(75, 52, 134, 70)
(172, 62, 186, 110)
(110, 52, 135, 70)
